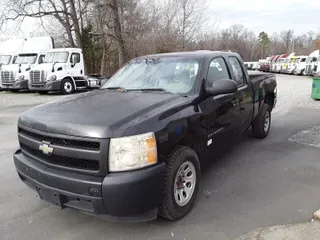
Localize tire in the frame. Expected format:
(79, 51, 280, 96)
(300, 69, 305, 76)
(61, 78, 74, 95)
(37, 91, 48, 95)
(10, 90, 19, 93)
(159, 146, 201, 220)
(252, 103, 271, 139)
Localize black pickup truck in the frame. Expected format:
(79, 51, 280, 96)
(14, 51, 277, 222)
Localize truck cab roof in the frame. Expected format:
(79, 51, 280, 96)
(45, 48, 82, 53)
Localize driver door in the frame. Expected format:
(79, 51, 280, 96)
(68, 52, 84, 77)
(199, 56, 241, 153)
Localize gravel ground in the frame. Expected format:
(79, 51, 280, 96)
(275, 74, 320, 111)
(0, 74, 318, 110)
(0, 91, 74, 109)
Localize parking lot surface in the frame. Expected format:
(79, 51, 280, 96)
(1, 74, 320, 240)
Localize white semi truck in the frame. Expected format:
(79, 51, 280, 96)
(29, 48, 101, 94)
(0, 38, 26, 90)
(0, 36, 53, 92)
(305, 50, 319, 76)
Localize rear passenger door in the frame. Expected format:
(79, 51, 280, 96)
(199, 56, 241, 152)
(227, 56, 254, 133)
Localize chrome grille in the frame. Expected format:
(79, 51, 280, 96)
(30, 70, 46, 83)
(1, 71, 15, 82)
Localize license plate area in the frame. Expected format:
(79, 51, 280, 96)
(36, 185, 63, 209)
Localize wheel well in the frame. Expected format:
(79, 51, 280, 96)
(62, 77, 75, 88)
(176, 137, 204, 161)
(264, 93, 275, 108)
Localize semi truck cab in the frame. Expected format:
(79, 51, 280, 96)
(29, 48, 97, 95)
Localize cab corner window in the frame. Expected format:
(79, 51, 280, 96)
(206, 57, 230, 87)
(228, 56, 245, 85)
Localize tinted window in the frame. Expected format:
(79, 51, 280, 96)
(38, 55, 45, 64)
(70, 53, 81, 63)
(228, 56, 245, 85)
(206, 57, 230, 86)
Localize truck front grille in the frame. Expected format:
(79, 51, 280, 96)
(19, 128, 100, 150)
(1, 71, 15, 82)
(20, 143, 99, 171)
(30, 70, 46, 83)
(18, 127, 108, 175)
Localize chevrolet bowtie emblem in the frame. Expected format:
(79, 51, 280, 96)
(39, 142, 54, 155)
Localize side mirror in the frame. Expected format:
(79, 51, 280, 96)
(205, 79, 238, 97)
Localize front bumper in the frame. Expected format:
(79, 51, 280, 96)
(7, 80, 29, 90)
(28, 80, 62, 92)
(14, 149, 165, 222)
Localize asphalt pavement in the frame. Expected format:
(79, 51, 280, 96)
(1, 74, 320, 240)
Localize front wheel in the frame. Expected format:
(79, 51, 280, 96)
(61, 78, 74, 95)
(159, 146, 201, 220)
(252, 103, 271, 139)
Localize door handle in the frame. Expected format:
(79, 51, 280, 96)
(231, 99, 240, 106)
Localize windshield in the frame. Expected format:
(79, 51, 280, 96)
(15, 54, 37, 64)
(44, 52, 69, 63)
(102, 57, 201, 94)
(0, 55, 12, 65)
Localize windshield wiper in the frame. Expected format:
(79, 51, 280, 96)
(104, 87, 127, 92)
(136, 88, 172, 94)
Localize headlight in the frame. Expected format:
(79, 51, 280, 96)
(17, 75, 25, 81)
(109, 132, 157, 172)
(89, 80, 97, 87)
(48, 75, 57, 81)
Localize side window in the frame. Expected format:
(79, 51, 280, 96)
(206, 57, 230, 86)
(70, 53, 81, 63)
(228, 56, 245, 85)
(38, 55, 45, 64)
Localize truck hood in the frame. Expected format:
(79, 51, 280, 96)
(32, 63, 64, 71)
(1, 64, 31, 72)
(18, 90, 186, 138)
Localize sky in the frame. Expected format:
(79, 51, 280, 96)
(1, 0, 320, 39)
(210, 0, 320, 35)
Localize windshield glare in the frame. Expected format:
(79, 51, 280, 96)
(103, 57, 201, 94)
(0, 55, 11, 65)
(44, 52, 69, 63)
(15, 54, 37, 64)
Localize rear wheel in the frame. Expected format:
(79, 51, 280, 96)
(159, 146, 201, 220)
(252, 103, 271, 139)
(61, 78, 74, 95)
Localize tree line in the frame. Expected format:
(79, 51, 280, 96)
(1, 0, 319, 76)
